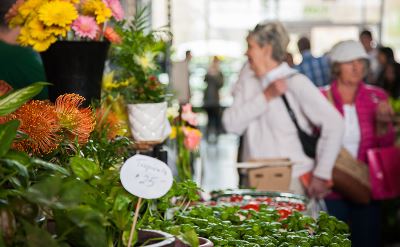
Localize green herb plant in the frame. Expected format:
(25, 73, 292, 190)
(109, 8, 171, 104)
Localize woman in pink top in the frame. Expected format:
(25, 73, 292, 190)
(321, 40, 395, 247)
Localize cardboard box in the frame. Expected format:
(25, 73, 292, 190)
(237, 158, 293, 192)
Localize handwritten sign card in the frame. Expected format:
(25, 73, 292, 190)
(120, 154, 173, 199)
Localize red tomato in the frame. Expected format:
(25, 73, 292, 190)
(241, 202, 260, 211)
(277, 207, 292, 220)
(294, 203, 306, 211)
(230, 195, 243, 203)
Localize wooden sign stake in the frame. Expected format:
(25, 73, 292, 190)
(127, 197, 143, 247)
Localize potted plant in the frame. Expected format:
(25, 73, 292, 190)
(107, 9, 171, 144)
(6, 0, 124, 103)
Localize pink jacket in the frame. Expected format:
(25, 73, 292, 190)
(321, 81, 395, 164)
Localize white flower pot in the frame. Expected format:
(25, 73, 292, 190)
(127, 102, 171, 142)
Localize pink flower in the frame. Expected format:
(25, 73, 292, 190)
(103, 0, 124, 21)
(72, 16, 99, 39)
(181, 103, 198, 126)
(183, 127, 202, 151)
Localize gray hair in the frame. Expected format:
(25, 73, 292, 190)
(248, 22, 290, 62)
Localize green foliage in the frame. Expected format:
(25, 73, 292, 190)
(146, 204, 351, 247)
(22, 221, 58, 247)
(0, 82, 49, 116)
(70, 156, 100, 180)
(81, 129, 132, 170)
(0, 120, 19, 157)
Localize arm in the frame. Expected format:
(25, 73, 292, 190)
(290, 75, 344, 180)
(222, 65, 269, 135)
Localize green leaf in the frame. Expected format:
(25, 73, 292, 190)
(111, 193, 132, 230)
(0, 229, 5, 247)
(0, 82, 50, 116)
(181, 228, 199, 247)
(24, 176, 66, 209)
(31, 158, 70, 176)
(0, 120, 20, 157)
(22, 220, 59, 247)
(1, 159, 28, 178)
(55, 206, 107, 247)
(70, 157, 99, 180)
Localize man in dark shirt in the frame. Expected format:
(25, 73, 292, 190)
(0, 0, 48, 99)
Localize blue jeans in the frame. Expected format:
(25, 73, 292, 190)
(325, 199, 381, 247)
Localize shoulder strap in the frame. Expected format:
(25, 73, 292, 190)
(281, 94, 302, 131)
(280, 72, 303, 132)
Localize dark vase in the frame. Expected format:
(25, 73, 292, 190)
(40, 41, 110, 105)
(136, 229, 175, 246)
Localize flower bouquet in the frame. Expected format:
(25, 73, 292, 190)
(169, 104, 202, 180)
(6, 0, 123, 52)
(6, 0, 125, 102)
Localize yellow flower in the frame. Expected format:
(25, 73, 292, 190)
(8, 14, 24, 27)
(82, 0, 112, 24)
(28, 18, 52, 41)
(134, 52, 157, 71)
(32, 36, 57, 52)
(18, 0, 42, 19)
(169, 126, 177, 139)
(17, 28, 33, 47)
(38, 1, 78, 27)
(102, 72, 131, 90)
(48, 26, 68, 37)
(102, 71, 115, 90)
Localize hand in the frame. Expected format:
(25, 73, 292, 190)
(307, 176, 331, 199)
(263, 79, 287, 101)
(376, 101, 394, 124)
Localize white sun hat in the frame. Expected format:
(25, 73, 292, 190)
(329, 40, 369, 63)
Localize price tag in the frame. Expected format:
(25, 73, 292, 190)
(120, 154, 173, 199)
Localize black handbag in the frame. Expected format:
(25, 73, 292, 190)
(281, 95, 319, 158)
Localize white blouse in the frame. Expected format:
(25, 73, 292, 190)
(342, 104, 361, 158)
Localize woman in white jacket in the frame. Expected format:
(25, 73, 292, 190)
(223, 22, 344, 197)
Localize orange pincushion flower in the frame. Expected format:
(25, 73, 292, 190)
(95, 108, 121, 139)
(9, 100, 61, 155)
(55, 94, 95, 145)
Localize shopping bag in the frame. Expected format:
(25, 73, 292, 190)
(367, 146, 400, 200)
(332, 148, 371, 204)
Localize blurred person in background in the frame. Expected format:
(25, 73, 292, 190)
(285, 52, 295, 67)
(359, 29, 380, 84)
(296, 36, 330, 87)
(204, 56, 224, 142)
(376, 46, 400, 99)
(0, 0, 48, 99)
(171, 50, 192, 104)
(322, 40, 395, 247)
(223, 21, 343, 197)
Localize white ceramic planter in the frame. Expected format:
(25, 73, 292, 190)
(127, 102, 170, 142)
